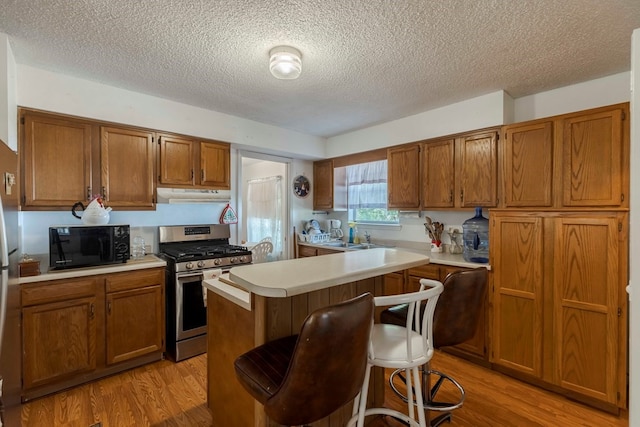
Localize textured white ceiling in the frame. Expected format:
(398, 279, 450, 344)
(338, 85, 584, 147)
(1, 1, 639, 137)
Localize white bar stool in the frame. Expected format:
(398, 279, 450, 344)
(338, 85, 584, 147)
(348, 278, 444, 427)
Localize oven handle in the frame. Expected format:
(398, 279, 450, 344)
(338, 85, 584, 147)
(176, 272, 204, 280)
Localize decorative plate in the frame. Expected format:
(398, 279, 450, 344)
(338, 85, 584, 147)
(293, 175, 310, 198)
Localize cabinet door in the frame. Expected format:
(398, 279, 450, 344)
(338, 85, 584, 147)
(503, 121, 554, 207)
(383, 272, 404, 296)
(106, 285, 164, 365)
(406, 264, 440, 293)
(22, 113, 92, 208)
(562, 108, 624, 207)
(422, 139, 455, 208)
(159, 134, 194, 186)
(387, 145, 420, 209)
(491, 214, 544, 378)
(551, 215, 621, 405)
(313, 160, 334, 210)
(101, 126, 155, 208)
(23, 296, 97, 389)
(200, 141, 231, 188)
(457, 131, 498, 207)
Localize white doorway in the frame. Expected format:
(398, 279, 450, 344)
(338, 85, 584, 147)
(238, 151, 291, 260)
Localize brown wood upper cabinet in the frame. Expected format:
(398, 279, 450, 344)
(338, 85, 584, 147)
(387, 144, 421, 209)
(313, 159, 334, 210)
(158, 134, 230, 189)
(388, 129, 498, 210)
(20, 109, 157, 210)
(457, 130, 498, 208)
(101, 126, 156, 209)
(21, 111, 93, 209)
(502, 103, 628, 209)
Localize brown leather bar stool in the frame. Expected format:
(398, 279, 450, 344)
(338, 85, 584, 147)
(234, 293, 374, 427)
(380, 268, 487, 427)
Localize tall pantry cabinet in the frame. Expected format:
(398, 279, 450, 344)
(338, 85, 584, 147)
(492, 103, 629, 411)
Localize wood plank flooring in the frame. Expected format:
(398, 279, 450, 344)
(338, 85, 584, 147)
(21, 350, 628, 426)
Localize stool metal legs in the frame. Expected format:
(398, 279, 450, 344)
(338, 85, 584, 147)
(388, 365, 465, 427)
(349, 364, 427, 427)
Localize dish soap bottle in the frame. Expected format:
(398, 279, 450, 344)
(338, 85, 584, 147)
(348, 222, 355, 244)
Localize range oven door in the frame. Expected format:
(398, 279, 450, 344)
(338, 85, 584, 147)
(175, 272, 208, 341)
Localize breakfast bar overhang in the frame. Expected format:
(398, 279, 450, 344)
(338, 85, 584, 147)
(203, 248, 430, 427)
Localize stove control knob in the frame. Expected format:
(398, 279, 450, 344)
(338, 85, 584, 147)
(213, 259, 222, 266)
(230, 257, 238, 264)
(239, 255, 249, 263)
(186, 262, 194, 270)
(197, 260, 205, 268)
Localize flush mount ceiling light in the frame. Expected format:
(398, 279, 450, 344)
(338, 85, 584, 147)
(269, 46, 302, 80)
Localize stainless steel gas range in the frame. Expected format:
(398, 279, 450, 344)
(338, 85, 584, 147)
(158, 224, 252, 361)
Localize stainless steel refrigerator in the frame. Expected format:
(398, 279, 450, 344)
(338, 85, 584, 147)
(0, 142, 20, 427)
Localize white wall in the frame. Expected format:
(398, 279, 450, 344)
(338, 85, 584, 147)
(22, 203, 234, 255)
(327, 74, 631, 160)
(513, 72, 631, 122)
(326, 91, 509, 158)
(0, 33, 17, 150)
(16, 64, 326, 159)
(628, 27, 639, 427)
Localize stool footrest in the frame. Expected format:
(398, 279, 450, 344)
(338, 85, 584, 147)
(388, 368, 465, 412)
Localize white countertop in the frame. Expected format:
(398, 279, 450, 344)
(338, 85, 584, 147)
(18, 254, 167, 284)
(202, 273, 252, 311)
(297, 241, 490, 270)
(227, 248, 429, 298)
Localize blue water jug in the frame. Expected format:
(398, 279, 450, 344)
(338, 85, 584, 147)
(462, 207, 489, 263)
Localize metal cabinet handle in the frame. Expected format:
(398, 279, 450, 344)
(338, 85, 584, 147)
(87, 186, 92, 201)
(108, 301, 112, 315)
(449, 190, 453, 203)
(102, 186, 107, 200)
(90, 303, 95, 319)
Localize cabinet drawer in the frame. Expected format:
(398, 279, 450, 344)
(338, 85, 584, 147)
(105, 269, 164, 293)
(407, 264, 440, 280)
(22, 277, 99, 307)
(317, 248, 340, 256)
(297, 245, 317, 257)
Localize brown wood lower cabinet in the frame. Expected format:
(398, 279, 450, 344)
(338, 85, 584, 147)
(491, 211, 628, 411)
(105, 270, 164, 365)
(22, 280, 98, 390)
(21, 268, 165, 401)
(296, 243, 341, 257)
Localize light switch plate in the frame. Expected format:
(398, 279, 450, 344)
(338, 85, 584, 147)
(4, 173, 15, 196)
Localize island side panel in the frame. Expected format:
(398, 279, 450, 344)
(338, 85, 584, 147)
(261, 277, 383, 427)
(207, 276, 385, 427)
(207, 291, 255, 427)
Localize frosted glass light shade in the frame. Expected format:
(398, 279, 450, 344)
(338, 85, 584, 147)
(269, 46, 302, 79)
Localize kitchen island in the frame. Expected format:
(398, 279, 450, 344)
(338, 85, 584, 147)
(203, 248, 430, 427)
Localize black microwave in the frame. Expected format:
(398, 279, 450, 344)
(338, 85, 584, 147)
(49, 224, 130, 270)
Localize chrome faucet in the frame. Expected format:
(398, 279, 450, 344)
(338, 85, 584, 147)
(364, 231, 371, 244)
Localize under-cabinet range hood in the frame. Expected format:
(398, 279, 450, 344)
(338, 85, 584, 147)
(156, 188, 231, 204)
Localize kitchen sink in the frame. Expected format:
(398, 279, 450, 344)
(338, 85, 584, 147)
(355, 243, 395, 249)
(320, 242, 395, 250)
(320, 241, 351, 247)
